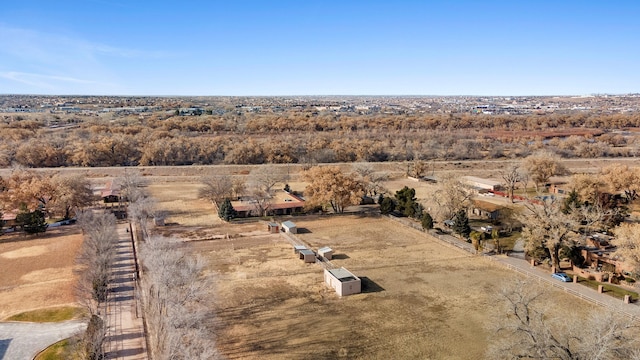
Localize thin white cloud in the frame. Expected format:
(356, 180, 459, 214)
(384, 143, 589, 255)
(0, 24, 172, 61)
(0, 71, 113, 91)
(0, 24, 172, 93)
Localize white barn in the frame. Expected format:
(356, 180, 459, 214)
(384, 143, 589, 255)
(324, 268, 361, 296)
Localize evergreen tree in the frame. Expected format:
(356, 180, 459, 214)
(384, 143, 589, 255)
(421, 212, 433, 230)
(17, 208, 48, 234)
(562, 189, 582, 214)
(218, 198, 237, 221)
(379, 196, 396, 215)
(395, 186, 421, 218)
(453, 209, 471, 238)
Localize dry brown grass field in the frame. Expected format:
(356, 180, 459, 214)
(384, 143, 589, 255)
(192, 215, 595, 360)
(0, 226, 83, 319)
(0, 157, 632, 355)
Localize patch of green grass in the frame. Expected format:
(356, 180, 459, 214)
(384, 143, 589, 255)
(576, 277, 639, 300)
(6, 306, 85, 322)
(35, 338, 74, 360)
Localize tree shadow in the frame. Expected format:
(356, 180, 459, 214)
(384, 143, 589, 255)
(0, 226, 81, 245)
(360, 277, 385, 293)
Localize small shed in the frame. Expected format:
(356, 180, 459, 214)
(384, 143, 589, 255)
(318, 246, 334, 260)
(472, 200, 503, 221)
(282, 221, 297, 234)
(324, 268, 361, 296)
(293, 245, 307, 254)
(299, 249, 316, 263)
(267, 222, 280, 233)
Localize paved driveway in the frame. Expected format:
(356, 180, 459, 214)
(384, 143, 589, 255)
(0, 320, 86, 360)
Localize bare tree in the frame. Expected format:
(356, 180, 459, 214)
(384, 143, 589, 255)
(500, 165, 525, 203)
(75, 210, 119, 314)
(613, 223, 640, 275)
(433, 173, 474, 220)
(523, 150, 568, 191)
(128, 196, 155, 240)
(353, 163, 389, 197)
(410, 159, 429, 178)
(517, 197, 578, 271)
(116, 170, 147, 203)
(232, 177, 246, 199)
(198, 175, 234, 207)
(140, 235, 219, 360)
(74, 210, 119, 360)
(602, 164, 640, 203)
(249, 166, 288, 194)
(488, 279, 639, 360)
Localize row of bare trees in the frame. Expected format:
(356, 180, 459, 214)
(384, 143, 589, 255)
(121, 173, 220, 359)
(3, 109, 640, 168)
(75, 210, 119, 360)
(139, 236, 219, 360)
(7, 110, 640, 136)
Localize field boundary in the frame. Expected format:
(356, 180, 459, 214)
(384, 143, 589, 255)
(387, 214, 639, 320)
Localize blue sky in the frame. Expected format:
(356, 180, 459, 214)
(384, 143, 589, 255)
(0, 1, 638, 96)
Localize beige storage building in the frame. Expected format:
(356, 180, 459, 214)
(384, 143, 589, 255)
(267, 222, 280, 233)
(324, 268, 361, 296)
(299, 249, 316, 263)
(318, 246, 334, 260)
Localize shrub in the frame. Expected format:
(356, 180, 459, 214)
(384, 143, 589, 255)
(421, 213, 433, 230)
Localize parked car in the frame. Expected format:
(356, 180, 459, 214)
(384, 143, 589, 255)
(551, 272, 572, 282)
(443, 220, 455, 227)
(480, 226, 493, 232)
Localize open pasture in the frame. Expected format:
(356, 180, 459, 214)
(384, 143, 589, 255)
(196, 215, 591, 359)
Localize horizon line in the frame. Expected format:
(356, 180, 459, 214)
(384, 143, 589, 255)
(2, 92, 639, 98)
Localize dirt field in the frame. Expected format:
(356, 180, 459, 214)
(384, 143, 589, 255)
(0, 226, 83, 319)
(194, 215, 594, 360)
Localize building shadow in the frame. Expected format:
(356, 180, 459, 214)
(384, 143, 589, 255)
(331, 254, 350, 260)
(296, 228, 312, 234)
(360, 277, 385, 293)
(0, 338, 11, 359)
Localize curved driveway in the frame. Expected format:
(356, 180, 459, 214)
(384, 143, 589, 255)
(0, 320, 86, 360)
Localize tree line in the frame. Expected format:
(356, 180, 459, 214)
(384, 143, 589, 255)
(1, 110, 640, 168)
(0, 169, 95, 233)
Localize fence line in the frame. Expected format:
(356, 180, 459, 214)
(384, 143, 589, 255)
(386, 214, 638, 320)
